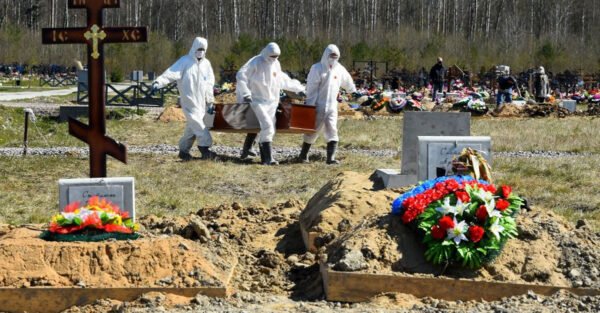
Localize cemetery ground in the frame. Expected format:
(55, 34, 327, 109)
(0, 103, 599, 312)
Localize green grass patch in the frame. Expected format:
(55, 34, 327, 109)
(3, 105, 600, 154)
(0, 106, 80, 147)
(0, 153, 392, 225)
(1, 153, 598, 231)
(494, 155, 600, 230)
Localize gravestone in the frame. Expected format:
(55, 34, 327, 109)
(560, 100, 577, 113)
(59, 177, 136, 220)
(375, 112, 471, 188)
(401, 112, 471, 175)
(417, 136, 491, 181)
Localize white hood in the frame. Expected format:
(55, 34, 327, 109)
(188, 37, 208, 58)
(260, 42, 281, 63)
(320, 44, 341, 70)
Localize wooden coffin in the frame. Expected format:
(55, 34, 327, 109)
(211, 101, 316, 134)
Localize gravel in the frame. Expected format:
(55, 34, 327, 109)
(70, 290, 600, 313)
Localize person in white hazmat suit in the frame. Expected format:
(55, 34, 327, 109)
(236, 42, 305, 165)
(152, 37, 216, 161)
(298, 44, 357, 164)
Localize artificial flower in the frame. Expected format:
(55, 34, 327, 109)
(468, 225, 485, 243)
(455, 190, 470, 203)
(438, 216, 455, 230)
(447, 218, 469, 244)
(431, 225, 446, 240)
(490, 220, 505, 240)
(436, 197, 455, 215)
(501, 185, 512, 198)
(496, 199, 510, 211)
(476, 205, 488, 221)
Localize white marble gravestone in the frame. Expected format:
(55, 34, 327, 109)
(59, 177, 135, 221)
(417, 136, 491, 181)
(375, 112, 471, 189)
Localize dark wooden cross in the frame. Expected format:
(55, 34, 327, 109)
(42, 0, 147, 177)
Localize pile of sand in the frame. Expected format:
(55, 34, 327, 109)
(492, 104, 526, 117)
(0, 226, 236, 289)
(157, 106, 185, 122)
(524, 104, 571, 118)
(299, 172, 404, 252)
(300, 172, 600, 289)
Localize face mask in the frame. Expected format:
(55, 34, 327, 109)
(267, 55, 279, 64)
(195, 50, 206, 59)
(329, 57, 339, 68)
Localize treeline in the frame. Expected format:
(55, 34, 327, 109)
(1, 0, 599, 78)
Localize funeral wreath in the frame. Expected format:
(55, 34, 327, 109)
(41, 196, 140, 242)
(392, 176, 524, 269)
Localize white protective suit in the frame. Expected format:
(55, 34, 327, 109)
(154, 37, 215, 151)
(303, 44, 356, 144)
(236, 43, 305, 143)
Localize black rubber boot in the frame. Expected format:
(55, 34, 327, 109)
(198, 146, 217, 160)
(298, 142, 312, 163)
(178, 151, 192, 161)
(326, 141, 340, 165)
(241, 133, 258, 159)
(259, 143, 266, 164)
(260, 142, 279, 166)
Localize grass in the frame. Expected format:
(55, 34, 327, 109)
(493, 155, 600, 230)
(0, 154, 598, 230)
(3, 105, 600, 154)
(472, 116, 600, 153)
(1, 105, 599, 230)
(0, 153, 392, 224)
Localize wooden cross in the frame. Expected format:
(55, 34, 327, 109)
(42, 0, 147, 178)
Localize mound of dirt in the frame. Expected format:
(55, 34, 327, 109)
(524, 104, 571, 118)
(0, 226, 236, 289)
(312, 172, 600, 288)
(338, 102, 365, 120)
(157, 106, 185, 123)
(492, 104, 526, 117)
(139, 200, 322, 299)
(299, 172, 403, 252)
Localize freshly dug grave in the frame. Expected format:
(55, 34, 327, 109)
(138, 200, 323, 299)
(0, 226, 236, 289)
(299, 172, 403, 252)
(309, 172, 600, 289)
